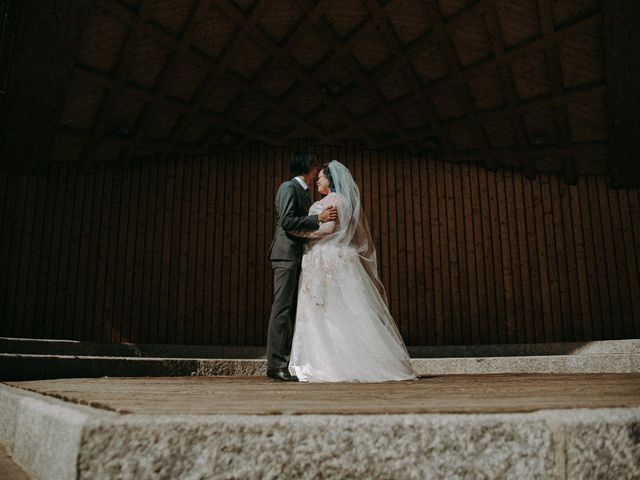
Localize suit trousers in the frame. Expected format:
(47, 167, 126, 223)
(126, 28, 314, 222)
(266, 260, 300, 370)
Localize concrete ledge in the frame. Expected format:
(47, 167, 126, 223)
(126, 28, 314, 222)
(0, 384, 115, 480)
(1, 354, 201, 380)
(2, 337, 639, 358)
(0, 337, 266, 359)
(1, 384, 639, 479)
(0, 354, 268, 380)
(2, 352, 639, 381)
(413, 353, 640, 375)
(411, 338, 640, 357)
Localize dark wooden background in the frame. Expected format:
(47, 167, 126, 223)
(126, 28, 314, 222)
(1, 144, 639, 346)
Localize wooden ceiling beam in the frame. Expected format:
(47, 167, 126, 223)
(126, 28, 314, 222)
(387, 12, 601, 121)
(294, 0, 420, 142)
(423, 0, 491, 165)
(368, 0, 494, 86)
(294, 0, 455, 147)
(307, 15, 407, 146)
(537, 0, 571, 142)
(482, 5, 530, 175)
(1, 0, 93, 173)
(214, 1, 378, 146)
(72, 66, 276, 147)
(368, 0, 596, 91)
(482, 6, 527, 145)
(439, 141, 607, 166)
(362, 7, 600, 174)
(119, 0, 212, 164)
(0, 0, 19, 96)
(155, 0, 273, 162)
(602, 0, 640, 188)
(449, 85, 601, 132)
(361, 0, 454, 155)
(81, 0, 157, 166)
(46, 0, 610, 171)
(126, 0, 277, 163)
(57, 124, 229, 160)
(76, 51, 596, 157)
(402, 86, 603, 138)
(216, 0, 334, 149)
(175, 0, 340, 149)
(93, 0, 321, 159)
(537, 0, 575, 183)
(179, 5, 324, 153)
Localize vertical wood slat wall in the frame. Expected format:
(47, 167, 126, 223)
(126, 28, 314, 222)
(1, 144, 639, 346)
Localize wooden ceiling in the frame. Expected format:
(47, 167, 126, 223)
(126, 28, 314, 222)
(1, 0, 638, 184)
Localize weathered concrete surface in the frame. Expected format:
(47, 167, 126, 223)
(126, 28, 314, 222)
(195, 359, 266, 377)
(1, 383, 639, 479)
(2, 352, 639, 381)
(413, 353, 640, 375)
(0, 354, 269, 381)
(0, 384, 114, 480)
(563, 409, 640, 479)
(0, 354, 205, 380)
(0, 337, 265, 359)
(0, 383, 20, 451)
(3, 338, 638, 381)
(2, 337, 639, 359)
(410, 339, 640, 357)
(78, 414, 556, 480)
(13, 398, 86, 480)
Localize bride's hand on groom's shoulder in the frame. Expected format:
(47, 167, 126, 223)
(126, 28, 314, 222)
(318, 205, 338, 223)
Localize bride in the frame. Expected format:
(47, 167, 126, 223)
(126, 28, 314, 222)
(288, 160, 417, 382)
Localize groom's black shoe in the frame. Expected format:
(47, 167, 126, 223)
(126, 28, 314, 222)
(267, 368, 299, 382)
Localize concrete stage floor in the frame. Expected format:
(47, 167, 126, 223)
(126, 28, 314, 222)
(7, 373, 640, 415)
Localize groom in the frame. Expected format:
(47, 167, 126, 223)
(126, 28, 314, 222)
(266, 152, 338, 381)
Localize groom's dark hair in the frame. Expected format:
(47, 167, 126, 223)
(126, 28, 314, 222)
(290, 152, 319, 176)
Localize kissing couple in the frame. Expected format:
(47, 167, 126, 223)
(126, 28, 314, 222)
(266, 152, 417, 383)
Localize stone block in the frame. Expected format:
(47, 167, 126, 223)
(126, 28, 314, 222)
(77, 414, 555, 480)
(2, 385, 640, 479)
(411, 354, 640, 376)
(563, 410, 640, 479)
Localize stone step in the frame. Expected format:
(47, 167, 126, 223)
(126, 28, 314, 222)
(1, 351, 638, 381)
(2, 336, 638, 358)
(1, 382, 639, 479)
(2, 337, 638, 381)
(0, 337, 266, 358)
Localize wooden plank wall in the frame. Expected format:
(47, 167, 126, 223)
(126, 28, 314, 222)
(1, 144, 639, 346)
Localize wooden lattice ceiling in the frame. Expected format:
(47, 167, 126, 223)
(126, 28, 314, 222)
(1, 0, 638, 185)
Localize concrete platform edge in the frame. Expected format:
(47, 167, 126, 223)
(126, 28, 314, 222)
(1, 384, 639, 479)
(2, 353, 639, 381)
(2, 337, 639, 359)
(0, 384, 115, 480)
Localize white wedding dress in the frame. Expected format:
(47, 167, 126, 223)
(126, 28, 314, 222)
(288, 165, 417, 383)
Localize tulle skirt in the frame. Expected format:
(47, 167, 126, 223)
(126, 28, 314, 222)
(289, 243, 417, 382)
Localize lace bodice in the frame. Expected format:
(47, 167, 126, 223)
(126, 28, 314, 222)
(289, 193, 339, 241)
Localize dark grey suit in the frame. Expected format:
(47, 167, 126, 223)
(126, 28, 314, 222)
(267, 178, 319, 370)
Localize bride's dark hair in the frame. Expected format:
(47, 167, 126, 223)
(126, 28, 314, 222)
(321, 163, 335, 190)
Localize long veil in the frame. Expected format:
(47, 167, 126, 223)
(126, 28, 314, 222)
(314, 160, 408, 347)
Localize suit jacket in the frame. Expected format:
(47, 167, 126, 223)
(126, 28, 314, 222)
(268, 178, 319, 262)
